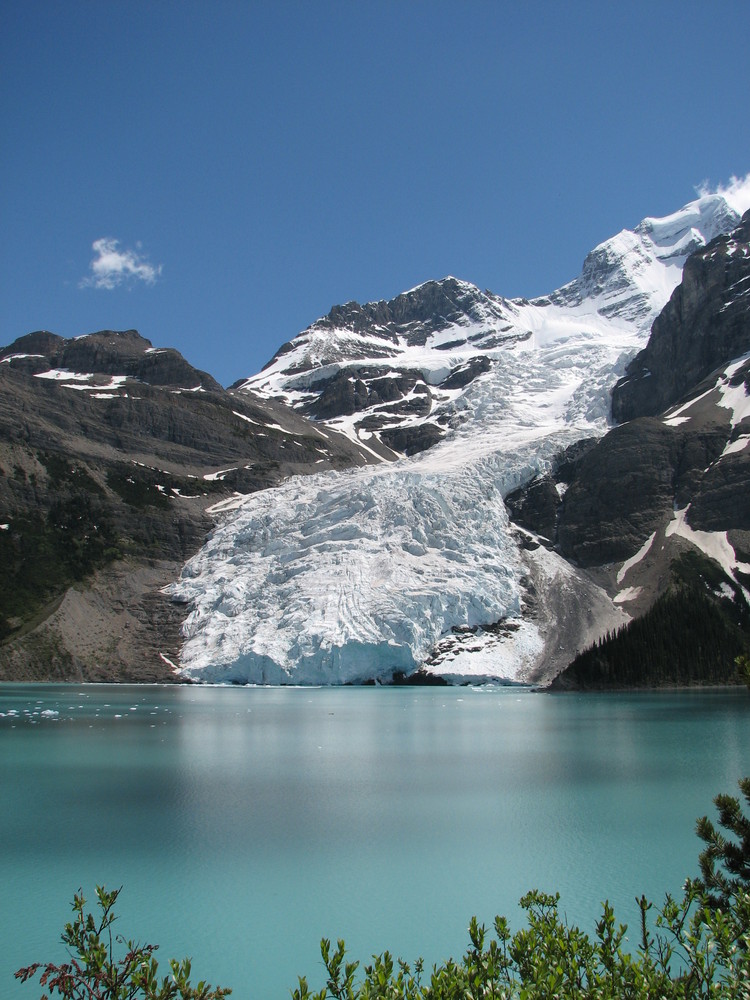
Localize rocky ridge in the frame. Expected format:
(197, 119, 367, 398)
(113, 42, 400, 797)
(612, 210, 750, 420)
(508, 211, 750, 579)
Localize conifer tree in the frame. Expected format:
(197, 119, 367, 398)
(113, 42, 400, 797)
(695, 776, 750, 910)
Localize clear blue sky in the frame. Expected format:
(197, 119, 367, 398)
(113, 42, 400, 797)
(2, 1, 749, 387)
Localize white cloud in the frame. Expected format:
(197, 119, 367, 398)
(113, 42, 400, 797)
(695, 174, 750, 217)
(80, 237, 162, 290)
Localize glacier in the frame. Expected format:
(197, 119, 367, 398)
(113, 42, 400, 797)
(174, 463, 539, 684)
(169, 178, 750, 685)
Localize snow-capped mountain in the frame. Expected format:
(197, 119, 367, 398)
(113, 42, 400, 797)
(236, 185, 745, 458)
(170, 179, 750, 686)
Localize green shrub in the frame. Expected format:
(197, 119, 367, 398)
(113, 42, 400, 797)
(292, 886, 750, 1000)
(15, 886, 230, 1000)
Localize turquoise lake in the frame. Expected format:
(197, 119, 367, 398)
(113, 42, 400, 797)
(1, 684, 749, 998)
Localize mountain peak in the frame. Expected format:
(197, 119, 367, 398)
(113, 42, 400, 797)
(699, 173, 750, 218)
(239, 183, 745, 458)
(1, 329, 223, 393)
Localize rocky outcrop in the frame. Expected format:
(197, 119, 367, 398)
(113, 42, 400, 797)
(272, 278, 513, 367)
(296, 367, 431, 421)
(379, 422, 444, 456)
(502, 439, 597, 547)
(504, 474, 560, 543)
(505, 363, 749, 577)
(3, 329, 224, 391)
(556, 417, 729, 566)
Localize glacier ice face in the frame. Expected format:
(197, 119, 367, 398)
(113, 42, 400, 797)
(170, 183, 747, 685)
(172, 462, 537, 684)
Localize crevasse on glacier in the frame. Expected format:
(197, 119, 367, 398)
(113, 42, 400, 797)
(169, 181, 750, 685)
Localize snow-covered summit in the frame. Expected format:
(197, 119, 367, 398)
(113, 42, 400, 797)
(237, 181, 748, 457)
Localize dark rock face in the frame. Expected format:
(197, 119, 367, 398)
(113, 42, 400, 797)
(523, 385, 746, 574)
(555, 417, 728, 567)
(504, 475, 560, 542)
(502, 439, 597, 546)
(552, 438, 599, 482)
(299, 367, 429, 420)
(379, 422, 444, 456)
(440, 355, 491, 390)
(505, 420, 707, 567)
(687, 373, 750, 533)
(612, 210, 750, 422)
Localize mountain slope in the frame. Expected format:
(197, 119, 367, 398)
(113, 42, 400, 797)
(545, 212, 750, 688)
(518, 212, 750, 579)
(612, 209, 750, 420)
(170, 182, 750, 686)
(0, 330, 383, 680)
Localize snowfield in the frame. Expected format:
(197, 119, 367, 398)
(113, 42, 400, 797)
(168, 180, 750, 685)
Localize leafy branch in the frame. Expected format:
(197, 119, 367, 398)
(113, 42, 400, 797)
(15, 886, 229, 1000)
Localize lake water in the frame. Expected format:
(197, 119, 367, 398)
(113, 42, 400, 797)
(1, 684, 749, 999)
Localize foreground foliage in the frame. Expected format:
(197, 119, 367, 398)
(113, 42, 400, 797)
(294, 886, 750, 1000)
(15, 886, 230, 999)
(16, 780, 750, 999)
(294, 777, 750, 1000)
(696, 776, 750, 911)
